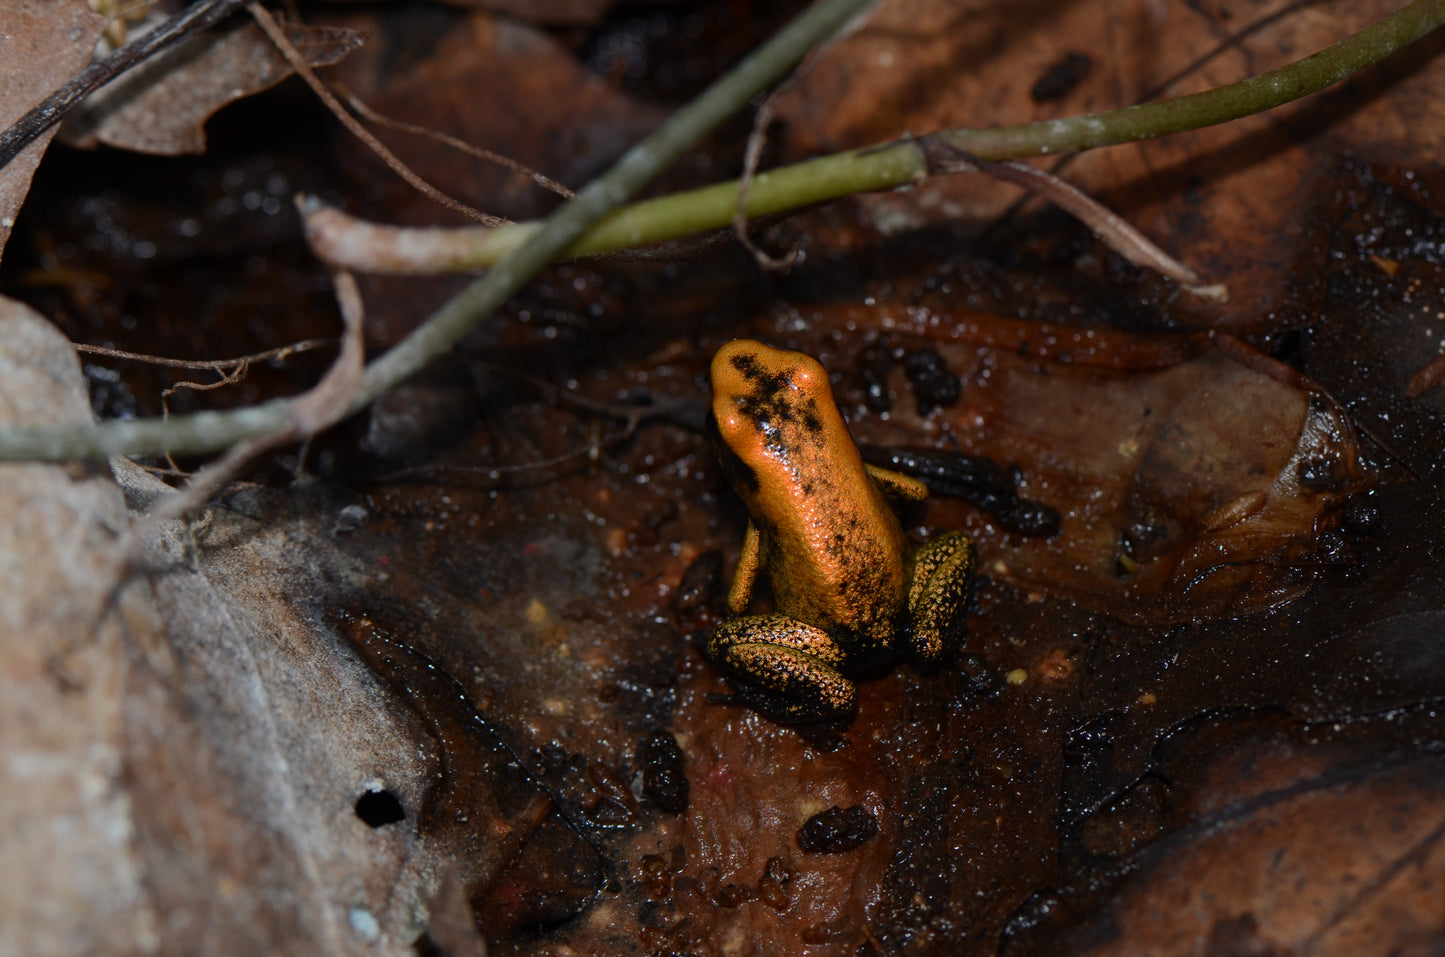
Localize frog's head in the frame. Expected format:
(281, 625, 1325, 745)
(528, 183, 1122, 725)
(708, 339, 833, 498)
(709, 340, 828, 441)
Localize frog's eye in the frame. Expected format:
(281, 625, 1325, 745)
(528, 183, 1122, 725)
(787, 363, 829, 400)
(715, 410, 758, 445)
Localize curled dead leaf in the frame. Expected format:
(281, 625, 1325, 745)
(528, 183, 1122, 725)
(63, 20, 366, 156)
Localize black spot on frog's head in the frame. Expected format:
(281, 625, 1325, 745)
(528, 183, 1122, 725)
(728, 350, 766, 380)
(727, 349, 826, 447)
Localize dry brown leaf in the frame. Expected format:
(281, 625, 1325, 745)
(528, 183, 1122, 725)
(62, 20, 366, 156)
(328, 12, 666, 227)
(774, 0, 1442, 332)
(0, 297, 158, 956)
(0, 298, 428, 954)
(117, 486, 439, 956)
(1071, 748, 1445, 956)
(0, 302, 454, 953)
(0, 0, 106, 263)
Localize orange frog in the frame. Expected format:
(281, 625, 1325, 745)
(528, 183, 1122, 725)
(706, 339, 975, 723)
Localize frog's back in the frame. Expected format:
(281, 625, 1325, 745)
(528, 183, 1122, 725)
(710, 340, 910, 645)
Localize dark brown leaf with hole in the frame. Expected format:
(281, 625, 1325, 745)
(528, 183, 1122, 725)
(0, 296, 506, 954)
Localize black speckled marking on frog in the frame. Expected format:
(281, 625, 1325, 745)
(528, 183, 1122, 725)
(906, 531, 974, 664)
(832, 529, 896, 607)
(709, 615, 858, 722)
(727, 350, 826, 452)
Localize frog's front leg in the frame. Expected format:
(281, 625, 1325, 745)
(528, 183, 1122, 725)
(725, 521, 763, 615)
(707, 616, 856, 723)
(906, 531, 975, 665)
(865, 463, 930, 501)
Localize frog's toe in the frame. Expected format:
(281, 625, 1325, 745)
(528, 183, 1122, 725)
(908, 531, 974, 610)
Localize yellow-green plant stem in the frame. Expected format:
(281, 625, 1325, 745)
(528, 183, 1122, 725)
(0, 0, 875, 461)
(505, 0, 1445, 266)
(2, 0, 1444, 460)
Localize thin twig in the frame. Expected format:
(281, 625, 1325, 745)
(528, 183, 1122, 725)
(342, 89, 574, 200)
(73, 337, 332, 371)
(5, 0, 1438, 461)
(381, 367, 692, 487)
(0, 0, 876, 462)
(733, 3, 878, 271)
(247, 3, 504, 226)
(734, 94, 797, 271)
(922, 144, 1228, 300)
(124, 268, 364, 537)
(75, 337, 333, 473)
(300, 0, 1445, 274)
(0, 0, 250, 169)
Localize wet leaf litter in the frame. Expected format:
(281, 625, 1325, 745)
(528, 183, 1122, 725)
(2, 1, 1445, 954)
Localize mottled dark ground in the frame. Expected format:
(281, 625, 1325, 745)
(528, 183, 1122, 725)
(4, 3, 1445, 954)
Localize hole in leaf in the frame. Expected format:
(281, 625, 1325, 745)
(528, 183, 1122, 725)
(354, 788, 405, 828)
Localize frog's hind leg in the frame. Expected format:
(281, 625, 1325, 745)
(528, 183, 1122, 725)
(707, 615, 856, 723)
(906, 531, 975, 665)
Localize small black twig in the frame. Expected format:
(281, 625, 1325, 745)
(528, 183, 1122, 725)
(0, 0, 249, 170)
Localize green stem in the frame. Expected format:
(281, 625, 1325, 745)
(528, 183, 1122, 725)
(938, 0, 1445, 156)
(475, 0, 1445, 266)
(4, 0, 1444, 459)
(0, 0, 875, 461)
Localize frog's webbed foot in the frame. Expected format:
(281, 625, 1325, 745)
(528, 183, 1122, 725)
(906, 531, 975, 665)
(707, 615, 857, 723)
